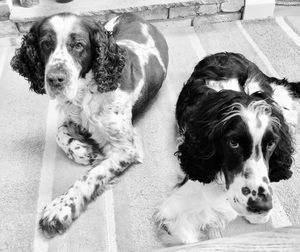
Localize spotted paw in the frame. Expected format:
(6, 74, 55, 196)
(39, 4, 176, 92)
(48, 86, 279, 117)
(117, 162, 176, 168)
(39, 196, 76, 237)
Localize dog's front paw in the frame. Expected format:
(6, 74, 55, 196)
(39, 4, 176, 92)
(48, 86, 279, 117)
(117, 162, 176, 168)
(39, 196, 75, 237)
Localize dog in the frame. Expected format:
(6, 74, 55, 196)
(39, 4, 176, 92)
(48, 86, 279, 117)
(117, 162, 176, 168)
(11, 12, 168, 237)
(154, 52, 299, 245)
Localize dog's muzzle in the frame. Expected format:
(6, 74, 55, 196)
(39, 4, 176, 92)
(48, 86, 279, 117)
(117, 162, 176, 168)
(244, 186, 273, 213)
(46, 65, 69, 90)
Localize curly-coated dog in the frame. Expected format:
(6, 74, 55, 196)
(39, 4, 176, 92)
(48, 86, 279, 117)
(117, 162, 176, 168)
(155, 52, 299, 245)
(11, 12, 168, 237)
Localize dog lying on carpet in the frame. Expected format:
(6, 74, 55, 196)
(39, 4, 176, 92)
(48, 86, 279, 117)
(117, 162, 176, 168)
(11, 12, 168, 237)
(155, 52, 300, 245)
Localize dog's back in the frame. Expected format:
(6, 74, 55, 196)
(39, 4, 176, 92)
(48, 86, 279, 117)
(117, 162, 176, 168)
(106, 13, 169, 116)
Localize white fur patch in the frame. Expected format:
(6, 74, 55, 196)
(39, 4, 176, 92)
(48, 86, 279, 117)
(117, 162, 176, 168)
(270, 83, 298, 127)
(117, 23, 166, 103)
(104, 16, 119, 32)
(206, 78, 240, 92)
(155, 179, 238, 244)
(244, 80, 262, 95)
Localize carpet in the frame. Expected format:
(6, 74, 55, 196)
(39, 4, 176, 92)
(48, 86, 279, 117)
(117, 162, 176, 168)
(0, 16, 300, 252)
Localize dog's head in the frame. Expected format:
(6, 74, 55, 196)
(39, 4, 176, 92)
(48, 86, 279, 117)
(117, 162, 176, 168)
(11, 13, 125, 99)
(176, 87, 293, 220)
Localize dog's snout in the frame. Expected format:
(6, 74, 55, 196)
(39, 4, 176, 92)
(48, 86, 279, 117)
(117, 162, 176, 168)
(247, 186, 273, 213)
(46, 70, 67, 88)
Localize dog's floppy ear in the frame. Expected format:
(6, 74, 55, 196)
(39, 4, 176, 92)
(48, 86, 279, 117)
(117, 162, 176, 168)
(268, 108, 294, 182)
(10, 21, 46, 94)
(90, 20, 126, 93)
(175, 83, 244, 184)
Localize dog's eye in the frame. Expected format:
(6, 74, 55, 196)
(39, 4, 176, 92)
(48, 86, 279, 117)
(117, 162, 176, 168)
(266, 141, 276, 151)
(229, 139, 239, 149)
(73, 42, 84, 51)
(42, 41, 52, 51)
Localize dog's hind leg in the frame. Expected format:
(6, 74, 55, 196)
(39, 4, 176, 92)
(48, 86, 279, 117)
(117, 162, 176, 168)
(56, 120, 104, 166)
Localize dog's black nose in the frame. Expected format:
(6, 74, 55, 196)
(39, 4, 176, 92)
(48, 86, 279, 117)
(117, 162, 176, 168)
(46, 70, 67, 88)
(247, 186, 273, 213)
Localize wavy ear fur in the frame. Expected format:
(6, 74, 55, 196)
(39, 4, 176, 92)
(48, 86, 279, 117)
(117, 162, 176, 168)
(10, 22, 45, 94)
(90, 21, 126, 93)
(175, 81, 246, 183)
(268, 107, 294, 182)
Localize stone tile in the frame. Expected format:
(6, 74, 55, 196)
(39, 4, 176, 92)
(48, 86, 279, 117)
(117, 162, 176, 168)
(169, 6, 197, 18)
(169, 4, 218, 18)
(137, 7, 169, 20)
(10, 0, 226, 23)
(198, 4, 219, 15)
(0, 20, 19, 37)
(221, 0, 244, 12)
(193, 12, 241, 26)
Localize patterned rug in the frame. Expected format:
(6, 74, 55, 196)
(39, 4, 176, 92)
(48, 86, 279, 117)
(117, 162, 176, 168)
(1, 16, 300, 252)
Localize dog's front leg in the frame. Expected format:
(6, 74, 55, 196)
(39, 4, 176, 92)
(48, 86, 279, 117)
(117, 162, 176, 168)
(39, 128, 142, 237)
(154, 180, 238, 245)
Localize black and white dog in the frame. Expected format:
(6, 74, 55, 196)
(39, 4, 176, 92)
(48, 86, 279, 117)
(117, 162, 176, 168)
(11, 13, 168, 236)
(155, 52, 299, 244)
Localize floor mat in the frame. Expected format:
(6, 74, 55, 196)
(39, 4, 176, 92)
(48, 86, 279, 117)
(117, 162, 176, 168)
(1, 16, 300, 252)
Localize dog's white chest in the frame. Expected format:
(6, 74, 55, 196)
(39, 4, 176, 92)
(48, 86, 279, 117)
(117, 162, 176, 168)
(59, 87, 133, 148)
(81, 92, 106, 132)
